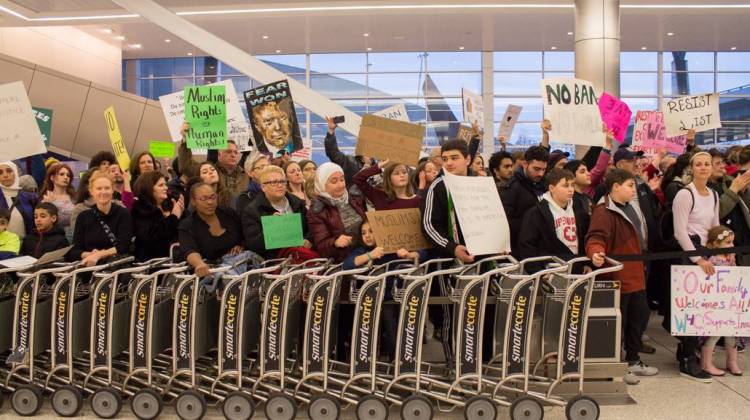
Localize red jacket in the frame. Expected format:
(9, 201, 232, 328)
(306, 188, 367, 263)
(585, 196, 645, 293)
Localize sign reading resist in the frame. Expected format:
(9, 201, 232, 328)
(662, 93, 721, 137)
(540, 78, 605, 146)
(443, 172, 511, 256)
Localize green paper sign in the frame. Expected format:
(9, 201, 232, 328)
(32, 107, 53, 146)
(149, 140, 176, 159)
(183, 85, 227, 150)
(261, 213, 304, 250)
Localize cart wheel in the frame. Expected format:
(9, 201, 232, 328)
(510, 396, 544, 420)
(91, 387, 122, 419)
(400, 395, 433, 420)
(308, 394, 340, 420)
(565, 396, 600, 420)
(264, 392, 297, 420)
(222, 392, 254, 420)
(175, 390, 207, 420)
(11, 384, 43, 416)
(52, 385, 83, 417)
(356, 395, 389, 420)
(464, 396, 497, 420)
(131, 389, 163, 420)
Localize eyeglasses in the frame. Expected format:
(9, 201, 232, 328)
(263, 180, 287, 187)
(195, 194, 218, 202)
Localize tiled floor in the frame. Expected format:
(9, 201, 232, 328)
(6, 314, 749, 419)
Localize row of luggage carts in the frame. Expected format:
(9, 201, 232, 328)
(0, 251, 622, 420)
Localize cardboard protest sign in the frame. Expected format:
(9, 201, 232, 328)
(160, 79, 253, 151)
(462, 88, 484, 128)
(103, 106, 130, 170)
(541, 78, 605, 146)
(455, 125, 473, 143)
(149, 141, 176, 159)
(261, 213, 304, 249)
(244, 79, 303, 155)
(0, 82, 47, 161)
(498, 104, 522, 140)
(598, 93, 631, 143)
(662, 93, 721, 137)
(443, 172, 511, 256)
(671, 265, 750, 336)
(632, 111, 688, 155)
(366, 208, 431, 254)
(183, 85, 228, 150)
(373, 103, 410, 122)
(356, 114, 425, 167)
(32, 107, 53, 146)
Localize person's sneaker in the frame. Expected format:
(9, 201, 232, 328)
(629, 360, 659, 376)
(624, 372, 640, 385)
(640, 343, 657, 354)
(679, 357, 713, 383)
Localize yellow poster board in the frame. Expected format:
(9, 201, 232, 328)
(103, 106, 130, 170)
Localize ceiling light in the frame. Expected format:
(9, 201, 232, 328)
(164, 38, 171, 43)
(641, 46, 647, 50)
(567, 31, 573, 35)
(101, 28, 113, 34)
(363, 33, 370, 37)
(262, 35, 269, 39)
(731, 46, 737, 50)
(114, 35, 126, 41)
(459, 46, 465, 50)
(550, 46, 557, 50)
(128, 43, 142, 49)
(187, 52, 193, 56)
(367, 47, 372, 51)
(275, 49, 281, 53)
(667, 32, 674, 36)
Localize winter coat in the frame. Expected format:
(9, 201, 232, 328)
(241, 192, 309, 259)
(501, 167, 545, 252)
(306, 187, 367, 263)
(132, 199, 180, 262)
(21, 225, 69, 259)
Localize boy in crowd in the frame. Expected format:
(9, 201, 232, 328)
(21, 203, 69, 259)
(518, 168, 589, 272)
(0, 208, 20, 260)
(586, 169, 659, 385)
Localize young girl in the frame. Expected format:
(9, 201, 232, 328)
(21, 203, 69, 259)
(702, 225, 743, 376)
(344, 221, 426, 361)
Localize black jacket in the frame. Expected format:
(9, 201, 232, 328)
(420, 176, 467, 258)
(324, 132, 363, 185)
(518, 198, 590, 271)
(241, 192, 309, 259)
(501, 168, 545, 252)
(21, 225, 68, 259)
(635, 179, 663, 251)
(178, 206, 243, 263)
(68, 205, 133, 261)
(132, 199, 180, 262)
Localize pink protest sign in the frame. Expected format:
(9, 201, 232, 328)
(633, 111, 687, 155)
(598, 93, 632, 143)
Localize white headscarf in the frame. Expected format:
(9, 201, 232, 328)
(0, 161, 25, 238)
(315, 162, 348, 204)
(0, 161, 20, 192)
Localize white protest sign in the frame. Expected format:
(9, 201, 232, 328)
(498, 104, 522, 140)
(671, 265, 750, 336)
(540, 77, 605, 146)
(159, 79, 254, 151)
(373, 103, 410, 122)
(0, 81, 47, 161)
(662, 93, 721, 137)
(443, 172, 511, 256)
(462, 88, 484, 128)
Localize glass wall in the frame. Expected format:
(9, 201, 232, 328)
(123, 50, 750, 162)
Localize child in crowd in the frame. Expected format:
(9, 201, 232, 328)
(701, 225, 743, 376)
(21, 203, 69, 259)
(344, 220, 426, 361)
(586, 169, 659, 385)
(0, 208, 20, 260)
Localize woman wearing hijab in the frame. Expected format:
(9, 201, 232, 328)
(0, 161, 39, 239)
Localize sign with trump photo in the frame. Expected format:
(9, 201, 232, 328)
(243, 79, 303, 155)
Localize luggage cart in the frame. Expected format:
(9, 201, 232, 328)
(81, 258, 177, 418)
(511, 257, 624, 420)
(251, 264, 328, 420)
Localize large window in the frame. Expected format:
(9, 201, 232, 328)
(124, 50, 750, 163)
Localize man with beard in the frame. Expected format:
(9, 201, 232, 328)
(501, 145, 549, 253)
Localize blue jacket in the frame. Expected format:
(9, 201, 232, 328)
(0, 191, 38, 235)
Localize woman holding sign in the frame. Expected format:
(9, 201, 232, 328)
(353, 159, 421, 210)
(241, 165, 311, 259)
(0, 161, 38, 239)
(178, 182, 243, 277)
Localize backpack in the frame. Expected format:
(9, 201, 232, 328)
(659, 186, 718, 251)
